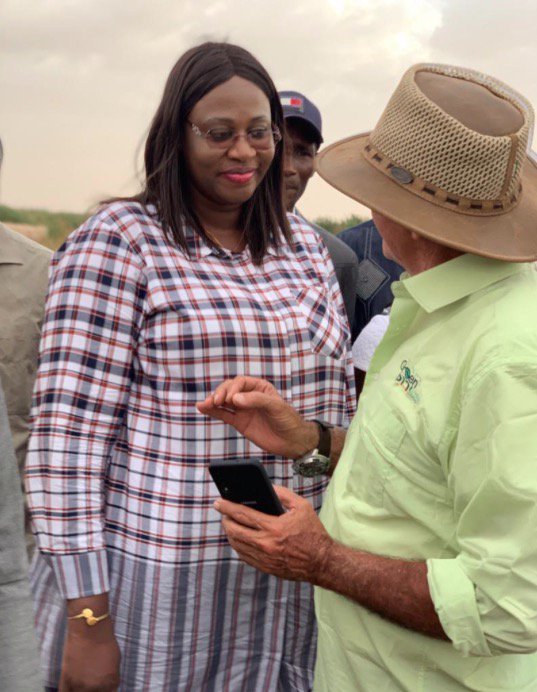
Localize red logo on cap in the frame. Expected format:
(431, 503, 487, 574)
(281, 96, 304, 112)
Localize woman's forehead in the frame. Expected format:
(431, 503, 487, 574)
(190, 76, 271, 123)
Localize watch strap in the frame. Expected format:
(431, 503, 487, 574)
(312, 419, 332, 458)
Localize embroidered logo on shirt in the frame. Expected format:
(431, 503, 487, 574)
(395, 360, 420, 403)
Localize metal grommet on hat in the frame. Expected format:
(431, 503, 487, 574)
(390, 167, 414, 185)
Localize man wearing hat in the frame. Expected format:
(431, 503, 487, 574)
(279, 90, 359, 328)
(200, 64, 537, 690)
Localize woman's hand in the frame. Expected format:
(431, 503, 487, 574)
(59, 595, 120, 692)
(197, 376, 318, 459)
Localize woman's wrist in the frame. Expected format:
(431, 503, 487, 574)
(66, 594, 113, 641)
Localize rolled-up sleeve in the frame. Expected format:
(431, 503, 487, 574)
(428, 362, 537, 657)
(26, 217, 146, 599)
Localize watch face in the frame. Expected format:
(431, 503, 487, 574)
(293, 454, 330, 478)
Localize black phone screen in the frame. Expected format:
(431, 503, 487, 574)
(209, 460, 284, 516)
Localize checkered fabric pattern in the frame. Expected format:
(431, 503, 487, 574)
(26, 202, 355, 691)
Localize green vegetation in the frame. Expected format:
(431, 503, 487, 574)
(0, 204, 365, 249)
(313, 214, 365, 234)
(0, 204, 88, 249)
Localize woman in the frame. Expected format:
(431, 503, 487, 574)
(27, 42, 355, 691)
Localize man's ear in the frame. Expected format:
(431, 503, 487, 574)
(410, 231, 420, 241)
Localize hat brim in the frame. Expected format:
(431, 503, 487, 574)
(316, 133, 537, 261)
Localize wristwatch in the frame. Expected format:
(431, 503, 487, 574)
(293, 420, 333, 477)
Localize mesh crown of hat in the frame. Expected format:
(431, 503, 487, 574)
(369, 64, 534, 203)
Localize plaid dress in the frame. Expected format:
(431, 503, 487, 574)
(26, 202, 355, 691)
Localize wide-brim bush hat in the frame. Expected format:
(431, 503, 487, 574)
(316, 64, 537, 261)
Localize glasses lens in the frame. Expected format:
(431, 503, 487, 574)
(246, 127, 273, 149)
(206, 127, 235, 146)
(203, 125, 280, 149)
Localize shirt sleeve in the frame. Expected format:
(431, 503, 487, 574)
(26, 217, 146, 599)
(427, 362, 537, 656)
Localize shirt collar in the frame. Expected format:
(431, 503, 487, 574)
(185, 225, 292, 260)
(183, 226, 223, 259)
(394, 253, 526, 313)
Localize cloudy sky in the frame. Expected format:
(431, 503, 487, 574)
(1, 0, 536, 221)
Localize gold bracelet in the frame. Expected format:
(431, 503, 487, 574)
(68, 607, 109, 626)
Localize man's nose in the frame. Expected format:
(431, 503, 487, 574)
(283, 150, 298, 176)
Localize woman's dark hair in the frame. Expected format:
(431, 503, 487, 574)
(133, 42, 291, 263)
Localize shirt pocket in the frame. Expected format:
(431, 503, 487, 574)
(284, 284, 348, 361)
(346, 395, 408, 508)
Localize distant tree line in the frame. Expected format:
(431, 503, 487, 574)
(314, 214, 365, 234)
(0, 204, 365, 249)
(0, 204, 87, 249)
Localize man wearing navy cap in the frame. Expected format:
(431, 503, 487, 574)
(279, 90, 359, 328)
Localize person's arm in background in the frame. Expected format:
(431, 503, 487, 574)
(0, 382, 43, 692)
(351, 311, 391, 397)
(26, 216, 146, 692)
(0, 229, 51, 557)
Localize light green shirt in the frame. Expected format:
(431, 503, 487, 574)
(316, 254, 537, 691)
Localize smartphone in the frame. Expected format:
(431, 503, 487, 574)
(209, 460, 285, 516)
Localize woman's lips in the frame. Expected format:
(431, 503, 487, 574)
(221, 170, 256, 184)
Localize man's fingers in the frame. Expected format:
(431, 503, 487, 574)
(222, 377, 254, 405)
(196, 402, 237, 425)
(231, 390, 283, 414)
(273, 485, 303, 509)
(199, 376, 277, 411)
(230, 376, 276, 394)
(208, 377, 247, 407)
(218, 376, 276, 405)
(215, 498, 275, 530)
(227, 538, 272, 572)
(212, 380, 235, 406)
(222, 516, 261, 543)
(196, 394, 213, 412)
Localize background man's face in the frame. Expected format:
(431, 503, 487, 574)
(283, 119, 318, 211)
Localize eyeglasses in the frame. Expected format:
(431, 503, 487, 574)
(188, 121, 282, 150)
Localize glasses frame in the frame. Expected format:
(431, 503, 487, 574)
(188, 121, 282, 149)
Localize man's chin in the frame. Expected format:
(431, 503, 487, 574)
(285, 193, 300, 213)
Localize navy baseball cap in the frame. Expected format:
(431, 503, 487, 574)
(278, 91, 323, 145)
